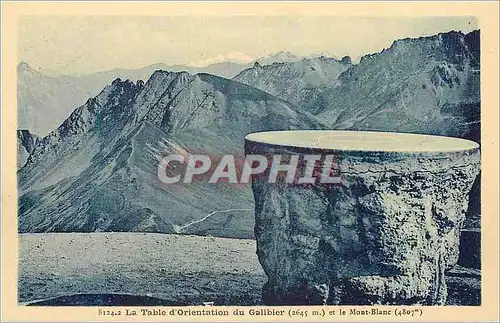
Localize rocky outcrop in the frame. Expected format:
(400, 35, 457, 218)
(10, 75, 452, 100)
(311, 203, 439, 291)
(246, 131, 480, 305)
(17, 130, 39, 169)
(340, 56, 352, 65)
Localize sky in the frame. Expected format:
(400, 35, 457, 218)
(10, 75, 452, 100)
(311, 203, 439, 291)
(18, 16, 478, 76)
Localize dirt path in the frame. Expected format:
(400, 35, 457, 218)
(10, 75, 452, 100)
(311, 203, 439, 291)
(174, 208, 253, 233)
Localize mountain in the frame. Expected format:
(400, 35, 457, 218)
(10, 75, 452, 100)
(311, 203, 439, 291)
(17, 51, 339, 136)
(18, 71, 324, 237)
(17, 63, 100, 136)
(253, 51, 302, 66)
(313, 30, 480, 142)
(234, 56, 352, 106)
(17, 30, 481, 237)
(17, 130, 39, 170)
(193, 61, 252, 78)
(17, 62, 254, 136)
(307, 51, 340, 60)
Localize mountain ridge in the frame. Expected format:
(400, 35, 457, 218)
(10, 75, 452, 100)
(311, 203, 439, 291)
(313, 29, 480, 141)
(234, 56, 352, 107)
(18, 51, 330, 135)
(18, 68, 324, 237)
(17, 29, 481, 237)
(17, 130, 39, 170)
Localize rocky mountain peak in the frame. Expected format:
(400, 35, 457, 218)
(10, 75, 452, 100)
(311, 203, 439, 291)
(378, 30, 475, 66)
(17, 129, 40, 170)
(18, 62, 32, 72)
(340, 56, 352, 65)
(313, 29, 480, 142)
(17, 62, 42, 79)
(20, 74, 144, 175)
(108, 77, 142, 93)
(17, 129, 39, 152)
(233, 56, 351, 106)
(145, 70, 193, 88)
(148, 69, 175, 81)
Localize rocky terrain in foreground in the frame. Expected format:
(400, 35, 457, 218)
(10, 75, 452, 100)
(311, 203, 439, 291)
(19, 233, 480, 306)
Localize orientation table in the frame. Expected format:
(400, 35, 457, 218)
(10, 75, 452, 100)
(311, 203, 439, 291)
(245, 130, 480, 305)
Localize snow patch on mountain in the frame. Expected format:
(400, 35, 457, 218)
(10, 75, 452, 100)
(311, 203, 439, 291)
(253, 51, 302, 66)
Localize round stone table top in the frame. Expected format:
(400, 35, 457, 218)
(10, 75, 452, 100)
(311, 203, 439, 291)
(245, 130, 479, 154)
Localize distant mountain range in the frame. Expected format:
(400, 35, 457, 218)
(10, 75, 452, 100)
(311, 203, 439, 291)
(18, 51, 327, 135)
(234, 56, 352, 106)
(252, 51, 303, 66)
(17, 30, 481, 237)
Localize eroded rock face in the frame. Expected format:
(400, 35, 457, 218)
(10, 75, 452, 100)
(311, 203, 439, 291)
(246, 137, 480, 305)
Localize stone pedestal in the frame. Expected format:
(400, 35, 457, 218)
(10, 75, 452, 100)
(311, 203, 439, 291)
(245, 131, 480, 305)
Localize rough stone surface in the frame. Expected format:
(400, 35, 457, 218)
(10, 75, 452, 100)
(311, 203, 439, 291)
(246, 137, 480, 305)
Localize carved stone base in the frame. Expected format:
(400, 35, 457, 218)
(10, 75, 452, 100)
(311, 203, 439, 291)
(245, 131, 480, 305)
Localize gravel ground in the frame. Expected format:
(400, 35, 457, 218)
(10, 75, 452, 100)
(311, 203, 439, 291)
(18, 233, 480, 306)
(19, 233, 266, 305)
